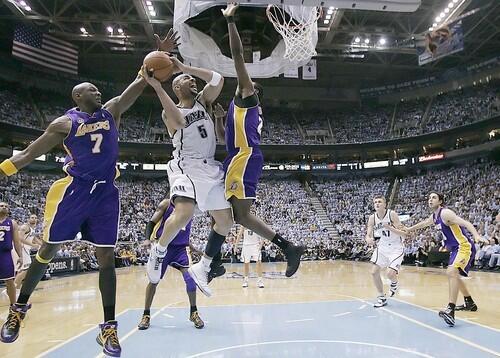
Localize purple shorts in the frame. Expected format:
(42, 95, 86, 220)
(449, 243, 476, 277)
(43, 176, 119, 247)
(223, 147, 263, 200)
(0, 251, 15, 280)
(160, 245, 189, 280)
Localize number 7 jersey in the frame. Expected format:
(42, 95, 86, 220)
(171, 100, 216, 160)
(63, 107, 119, 181)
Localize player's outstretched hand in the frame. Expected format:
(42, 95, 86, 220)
(154, 28, 180, 53)
(222, 2, 239, 17)
(213, 103, 226, 118)
(140, 65, 162, 89)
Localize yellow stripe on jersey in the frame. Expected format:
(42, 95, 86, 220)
(450, 224, 472, 271)
(150, 220, 162, 241)
(450, 224, 471, 246)
(234, 106, 249, 148)
(43, 176, 73, 243)
(224, 147, 253, 200)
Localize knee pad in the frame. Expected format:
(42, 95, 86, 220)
(183, 271, 196, 292)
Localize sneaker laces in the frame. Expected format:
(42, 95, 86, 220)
(191, 311, 202, 323)
(6, 310, 22, 330)
(140, 315, 150, 324)
(102, 326, 119, 346)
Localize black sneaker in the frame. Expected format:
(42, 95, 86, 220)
(137, 314, 151, 330)
(208, 261, 226, 284)
(189, 311, 205, 329)
(284, 245, 305, 277)
(0, 303, 31, 343)
(438, 307, 455, 327)
(455, 301, 477, 312)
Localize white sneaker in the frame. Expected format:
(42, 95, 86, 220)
(242, 278, 248, 288)
(373, 295, 387, 308)
(257, 279, 264, 288)
(146, 245, 165, 284)
(188, 262, 212, 297)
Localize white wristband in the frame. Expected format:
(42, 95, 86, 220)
(209, 71, 222, 86)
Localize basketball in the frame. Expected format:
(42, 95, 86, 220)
(143, 51, 174, 82)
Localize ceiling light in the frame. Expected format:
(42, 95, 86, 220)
(453, 0, 459, 3)
(107, 26, 113, 33)
(364, 38, 370, 44)
(448, 2, 454, 7)
(440, 12, 445, 17)
(20, 1, 26, 6)
(379, 38, 386, 45)
(25, 6, 31, 11)
(327, 9, 334, 15)
(429, 27, 433, 31)
(329, 6, 335, 10)
(444, 8, 449, 13)
(117, 28, 124, 34)
(323, 20, 329, 24)
(147, 5, 154, 11)
(325, 14, 331, 19)
(433, 23, 437, 27)
(150, 11, 156, 16)
(435, 16, 441, 22)
(354, 37, 360, 43)
(80, 27, 87, 33)
(146, 1, 152, 5)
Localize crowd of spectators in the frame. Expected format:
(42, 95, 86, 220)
(1, 80, 497, 145)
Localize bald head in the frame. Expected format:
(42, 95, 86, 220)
(71, 82, 102, 110)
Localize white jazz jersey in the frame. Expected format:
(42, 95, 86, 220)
(243, 229, 261, 246)
(21, 226, 35, 270)
(241, 229, 262, 263)
(165, 100, 230, 212)
(373, 210, 403, 249)
(170, 100, 216, 160)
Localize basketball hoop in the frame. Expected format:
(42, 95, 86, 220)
(266, 5, 321, 62)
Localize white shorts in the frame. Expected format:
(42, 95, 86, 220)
(241, 245, 262, 263)
(21, 248, 32, 271)
(167, 158, 231, 213)
(370, 245, 404, 272)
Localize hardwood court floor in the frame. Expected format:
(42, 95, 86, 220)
(0, 260, 499, 357)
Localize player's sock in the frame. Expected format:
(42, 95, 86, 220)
(99, 262, 116, 322)
(271, 233, 290, 251)
(104, 306, 115, 322)
(190, 305, 197, 314)
(143, 309, 150, 316)
(464, 296, 473, 302)
(156, 243, 168, 254)
(17, 259, 50, 304)
(205, 230, 226, 258)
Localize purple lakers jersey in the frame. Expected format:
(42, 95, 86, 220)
(63, 107, 119, 181)
(0, 218, 14, 251)
(225, 99, 263, 153)
(153, 203, 191, 247)
(433, 208, 473, 249)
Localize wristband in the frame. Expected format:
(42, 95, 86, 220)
(226, 16, 235, 23)
(209, 71, 223, 86)
(0, 159, 18, 176)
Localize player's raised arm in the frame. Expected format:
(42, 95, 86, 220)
(365, 214, 375, 245)
(104, 71, 148, 127)
(213, 103, 227, 144)
(407, 215, 434, 232)
(0, 116, 70, 177)
(168, 57, 224, 106)
(440, 209, 484, 243)
(383, 211, 409, 237)
(223, 3, 255, 99)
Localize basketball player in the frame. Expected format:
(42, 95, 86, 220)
(365, 196, 405, 308)
(188, 2, 305, 294)
(138, 198, 204, 330)
(404, 192, 484, 327)
(0, 72, 148, 356)
(14, 214, 41, 288)
(143, 53, 234, 299)
(238, 226, 264, 288)
(0, 202, 23, 305)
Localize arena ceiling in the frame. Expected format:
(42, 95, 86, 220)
(0, 0, 498, 88)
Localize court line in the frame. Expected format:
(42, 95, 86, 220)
(231, 321, 261, 325)
(380, 306, 500, 357)
(184, 340, 435, 358)
(94, 300, 184, 358)
(392, 298, 500, 333)
(285, 318, 314, 323)
(36, 308, 131, 358)
(332, 312, 352, 318)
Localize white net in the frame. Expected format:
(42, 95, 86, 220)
(266, 5, 321, 63)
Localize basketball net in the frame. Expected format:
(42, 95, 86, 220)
(266, 5, 321, 63)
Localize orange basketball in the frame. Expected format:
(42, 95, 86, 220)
(143, 51, 175, 82)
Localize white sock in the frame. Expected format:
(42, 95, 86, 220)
(200, 256, 212, 269)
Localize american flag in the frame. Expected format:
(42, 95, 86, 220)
(12, 24, 78, 75)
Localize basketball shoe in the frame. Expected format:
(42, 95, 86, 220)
(137, 314, 151, 330)
(373, 295, 387, 308)
(284, 244, 306, 277)
(96, 320, 121, 357)
(257, 278, 264, 288)
(438, 306, 455, 327)
(189, 311, 205, 329)
(146, 245, 165, 284)
(0, 303, 31, 343)
(188, 262, 212, 297)
(242, 277, 249, 288)
(455, 297, 477, 311)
